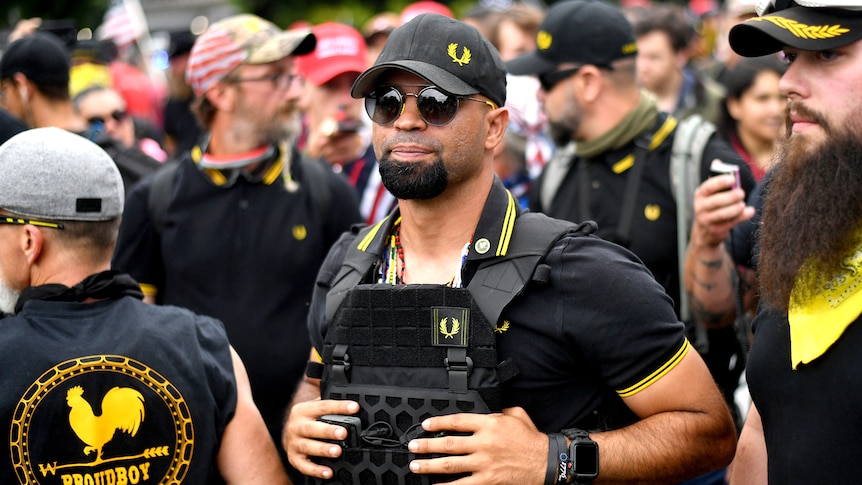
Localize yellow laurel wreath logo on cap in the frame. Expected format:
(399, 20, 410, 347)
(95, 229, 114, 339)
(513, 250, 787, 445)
(537, 31, 552, 50)
(448, 43, 471, 66)
(754, 16, 849, 39)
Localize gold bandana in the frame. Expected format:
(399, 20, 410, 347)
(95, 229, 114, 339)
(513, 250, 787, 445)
(789, 231, 862, 369)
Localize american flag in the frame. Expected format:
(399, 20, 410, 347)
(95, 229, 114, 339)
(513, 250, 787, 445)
(96, 0, 147, 48)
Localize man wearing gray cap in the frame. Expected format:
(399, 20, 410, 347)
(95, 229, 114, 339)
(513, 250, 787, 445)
(284, 13, 735, 484)
(723, 1, 862, 483)
(0, 128, 290, 483)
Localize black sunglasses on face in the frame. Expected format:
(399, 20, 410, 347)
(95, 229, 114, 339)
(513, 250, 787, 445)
(365, 85, 497, 126)
(86, 110, 127, 126)
(538, 64, 614, 92)
(0, 216, 64, 230)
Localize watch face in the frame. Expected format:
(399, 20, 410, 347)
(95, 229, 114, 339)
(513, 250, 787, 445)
(575, 442, 599, 477)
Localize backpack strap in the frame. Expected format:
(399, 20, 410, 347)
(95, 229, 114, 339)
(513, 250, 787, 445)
(147, 161, 181, 235)
(669, 114, 716, 349)
(298, 157, 333, 223)
(467, 212, 590, 327)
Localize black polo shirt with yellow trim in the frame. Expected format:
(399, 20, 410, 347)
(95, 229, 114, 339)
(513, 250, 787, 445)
(531, 113, 755, 316)
(309, 178, 688, 432)
(113, 144, 361, 447)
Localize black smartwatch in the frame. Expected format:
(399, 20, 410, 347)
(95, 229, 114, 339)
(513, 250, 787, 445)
(562, 428, 599, 484)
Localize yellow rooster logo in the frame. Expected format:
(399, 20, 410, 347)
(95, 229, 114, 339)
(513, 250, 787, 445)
(447, 43, 471, 66)
(66, 386, 145, 462)
(439, 317, 461, 338)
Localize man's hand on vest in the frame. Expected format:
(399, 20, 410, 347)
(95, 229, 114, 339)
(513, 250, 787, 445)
(407, 407, 548, 484)
(284, 398, 360, 480)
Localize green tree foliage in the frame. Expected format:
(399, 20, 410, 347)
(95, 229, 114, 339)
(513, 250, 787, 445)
(2, 1, 107, 39)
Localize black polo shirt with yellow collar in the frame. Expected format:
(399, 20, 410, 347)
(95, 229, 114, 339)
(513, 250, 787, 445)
(309, 177, 689, 432)
(531, 113, 754, 317)
(113, 143, 361, 450)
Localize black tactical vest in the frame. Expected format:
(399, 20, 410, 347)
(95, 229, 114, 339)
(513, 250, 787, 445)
(312, 214, 591, 484)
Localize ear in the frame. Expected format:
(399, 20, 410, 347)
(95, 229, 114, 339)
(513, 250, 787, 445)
(575, 66, 604, 104)
(205, 81, 236, 112)
(726, 97, 742, 121)
(13, 73, 31, 100)
(20, 224, 44, 266)
(484, 106, 509, 152)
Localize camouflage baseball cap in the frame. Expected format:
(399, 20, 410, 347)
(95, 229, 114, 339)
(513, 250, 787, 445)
(186, 14, 316, 96)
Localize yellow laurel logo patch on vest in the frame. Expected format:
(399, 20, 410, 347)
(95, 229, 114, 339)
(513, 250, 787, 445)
(432, 307, 469, 347)
(753, 16, 850, 39)
(293, 225, 308, 240)
(644, 204, 661, 221)
(494, 320, 510, 334)
(448, 43, 472, 66)
(537, 31, 552, 50)
(439, 317, 461, 338)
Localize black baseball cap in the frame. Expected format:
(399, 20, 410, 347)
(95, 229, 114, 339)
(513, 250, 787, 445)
(506, 0, 638, 76)
(0, 32, 71, 87)
(729, 3, 862, 57)
(350, 13, 507, 107)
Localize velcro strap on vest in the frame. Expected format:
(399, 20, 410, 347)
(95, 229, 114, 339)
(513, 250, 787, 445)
(331, 344, 350, 384)
(445, 347, 472, 391)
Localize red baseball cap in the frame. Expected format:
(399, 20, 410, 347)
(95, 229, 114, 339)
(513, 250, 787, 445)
(296, 22, 368, 86)
(400, 1, 454, 25)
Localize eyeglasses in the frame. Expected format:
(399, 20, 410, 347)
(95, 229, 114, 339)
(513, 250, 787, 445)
(365, 85, 498, 126)
(225, 72, 298, 90)
(0, 216, 64, 230)
(538, 66, 585, 92)
(538, 65, 614, 92)
(86, 110, 127, 126)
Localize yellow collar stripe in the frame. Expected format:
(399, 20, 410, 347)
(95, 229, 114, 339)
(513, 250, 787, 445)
(358, 216, 392, 252)
(495, 191, 518, 257)
(613, 116, 677, 173)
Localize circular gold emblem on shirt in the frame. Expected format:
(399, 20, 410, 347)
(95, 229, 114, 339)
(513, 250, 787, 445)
(11, 354, 193, 484)
(644, 204, 661, 221)
(474, 238, 491, 254)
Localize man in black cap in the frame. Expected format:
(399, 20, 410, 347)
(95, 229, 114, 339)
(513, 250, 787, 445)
(0, 32, 161, 190)
(507, 0, 756, 442)
(723, 2, 862, 483)
(284, 12, 736, 484)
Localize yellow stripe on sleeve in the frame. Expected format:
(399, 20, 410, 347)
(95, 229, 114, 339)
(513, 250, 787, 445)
(616, 339, 691, 398)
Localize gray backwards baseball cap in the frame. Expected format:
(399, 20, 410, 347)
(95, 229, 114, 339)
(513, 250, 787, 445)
(350, 13, 507, 107)
(0, 128, 124, 221)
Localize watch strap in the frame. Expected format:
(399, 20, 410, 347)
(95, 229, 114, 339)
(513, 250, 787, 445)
(561, 428, 598, 485)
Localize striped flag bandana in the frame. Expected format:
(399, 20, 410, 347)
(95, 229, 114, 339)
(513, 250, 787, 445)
(186, 14, 316, 96)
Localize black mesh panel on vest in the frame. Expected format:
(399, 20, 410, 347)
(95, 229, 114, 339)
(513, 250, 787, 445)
(313, 284, 505, 484)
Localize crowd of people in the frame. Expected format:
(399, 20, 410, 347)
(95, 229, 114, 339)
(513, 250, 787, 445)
(1, 0, 860, 483)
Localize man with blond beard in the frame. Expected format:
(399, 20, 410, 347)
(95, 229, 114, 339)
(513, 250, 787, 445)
(111, 15, 361, 482)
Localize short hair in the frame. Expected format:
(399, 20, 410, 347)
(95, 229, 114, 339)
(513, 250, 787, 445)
(633, 4, 696, 53)
(52, 217, 122, 258)
(489, 4, 545, 52)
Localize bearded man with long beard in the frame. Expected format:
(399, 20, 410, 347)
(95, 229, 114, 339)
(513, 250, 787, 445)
(720, 2, 862, 483)
(110, 15, 362, 483)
